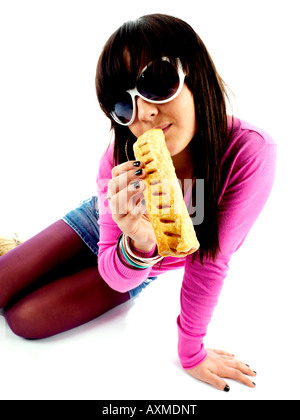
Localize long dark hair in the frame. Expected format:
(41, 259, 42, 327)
(95, 14, 233, 262)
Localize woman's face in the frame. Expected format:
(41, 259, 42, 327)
(128, 83, 197, 158)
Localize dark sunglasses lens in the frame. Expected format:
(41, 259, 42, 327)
(113, 92, 133, 124)
(137, 60, 179, 101)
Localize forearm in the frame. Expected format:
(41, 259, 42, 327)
(98, 245, 154, 293)
(98, 227, 160, 293)
(177, 255, 229, 369)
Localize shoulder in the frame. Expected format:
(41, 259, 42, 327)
(220, 117, 277, 201)
(96, 142, 115, 182)
(224, 117, 276, 168)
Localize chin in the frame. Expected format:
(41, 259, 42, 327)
(166, 142, 184, 158)
(166, 145, 177, 157)
(164, 139, 176, 155)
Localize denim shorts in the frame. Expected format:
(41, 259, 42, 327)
(62, 196, 157, 299)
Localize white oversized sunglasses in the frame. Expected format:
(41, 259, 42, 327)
(110, 57, 186, 126)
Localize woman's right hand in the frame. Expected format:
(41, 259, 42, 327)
(107, 160, 157, 251)
(186, 349, 257, 391)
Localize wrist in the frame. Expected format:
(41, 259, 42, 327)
(131, 239, 157, 253)
(117, 234, 163, 270)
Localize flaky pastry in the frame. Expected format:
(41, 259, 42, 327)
(133, 129, 200, 257)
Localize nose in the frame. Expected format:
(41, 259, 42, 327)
(136, 97, 158, 122)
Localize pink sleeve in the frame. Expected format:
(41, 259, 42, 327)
(177, 135, 277, 369)
(96, 144, 156, 293)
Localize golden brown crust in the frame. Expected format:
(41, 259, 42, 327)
(133, 129, 200, 257)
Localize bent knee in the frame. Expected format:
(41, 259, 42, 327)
(4, 300, 42, 339)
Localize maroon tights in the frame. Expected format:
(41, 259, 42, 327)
(0, 220, 130, 339)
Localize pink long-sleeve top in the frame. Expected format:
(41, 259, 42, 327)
(96, 118, 277, 369)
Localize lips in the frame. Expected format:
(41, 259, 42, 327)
(156, 123, 172, 135)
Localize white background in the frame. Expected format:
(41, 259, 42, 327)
(0, 0, 299, 400)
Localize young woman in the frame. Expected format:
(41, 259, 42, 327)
(0, 14, 276, 392)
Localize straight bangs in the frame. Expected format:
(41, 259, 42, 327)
(95, 15, 191, 119)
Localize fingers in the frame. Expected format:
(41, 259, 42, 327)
(109, 169, 145, 198)
(191, 364, 256, 392)
(107, 160, 146, 216)
(127, 197, 147, 218)
(222, 366, 256, 388)
(190, 349, 257, 392)
(111, 160, 144, 181)
(201, 370, 230, 392)
(224, 358, 257, 376)
(186, 365, 230, 392)
(208, 348, 257, 377)
(224, 359, 257, 388)
(217, 354, 257, 389)
(210, 349, 234, 356)
(209, 349, 235, 359)
(115, 179, 145, 215)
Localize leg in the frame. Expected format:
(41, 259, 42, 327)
(1, 218, 130, 338)
(0, 219, 91, 308)
(4, 265, 129, 339)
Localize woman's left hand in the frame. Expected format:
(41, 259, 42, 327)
(185, 349, 257, 391)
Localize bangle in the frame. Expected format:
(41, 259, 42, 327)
(120, 236, 151, 269)
(123, 234, 163, 267)
(117, 233, 149, 270)
(117, 233, 163, 270)
(116, 234, 136, 269)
